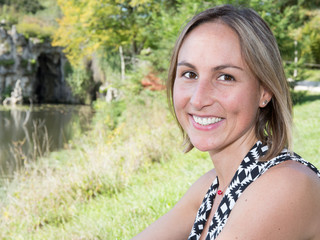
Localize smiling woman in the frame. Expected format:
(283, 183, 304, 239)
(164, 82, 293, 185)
(173, 22, 267, 155)
(132, 4, 320, 240)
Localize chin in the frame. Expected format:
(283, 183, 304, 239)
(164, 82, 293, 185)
(191, 142, 215, 152)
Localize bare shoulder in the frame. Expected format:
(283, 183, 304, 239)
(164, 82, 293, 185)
(218, 160, 320, 240)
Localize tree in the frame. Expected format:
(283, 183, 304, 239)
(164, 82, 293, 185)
(53, 0, 319, 90)
(0, 0, 44, 14)
(53, 0, 160, 67)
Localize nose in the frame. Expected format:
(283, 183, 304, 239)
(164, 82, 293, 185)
(190, 78, 214, 110)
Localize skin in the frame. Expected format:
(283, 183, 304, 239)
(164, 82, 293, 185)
(132, 22, 320, 240)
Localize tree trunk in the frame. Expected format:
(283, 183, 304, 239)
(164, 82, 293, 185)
(119, 46, 125, 81)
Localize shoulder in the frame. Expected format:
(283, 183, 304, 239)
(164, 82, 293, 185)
(218, 160, 320, 240)
(254, 160, 320, 215)
(259, 160, 320, 201)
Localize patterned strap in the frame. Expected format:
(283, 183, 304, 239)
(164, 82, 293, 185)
(188, 141, 320, 240)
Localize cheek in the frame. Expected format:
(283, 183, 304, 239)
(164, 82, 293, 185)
(173, 84, 189, 124)
(173, 83, 185, 111)
(223, 89, 260, 118)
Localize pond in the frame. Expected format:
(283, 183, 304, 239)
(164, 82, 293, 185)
(0, 104, 93, 178)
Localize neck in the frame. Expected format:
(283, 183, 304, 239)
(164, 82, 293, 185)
(209, 136, 258, 188)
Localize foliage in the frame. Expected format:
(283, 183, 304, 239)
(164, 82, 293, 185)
(0, 0, 60, 39)
(248, 0, 319, 80)
(52, 0, 320, 93)
(2, 85, 12, 98)
(0, 0, 44, 14)
(16, 18, 56, 41)
(0, 4, 18, 26)
(53, 0, 161, 67)
(0, 59, 14, 67)
(300, 11, 320, 64)
(64, 66, 94, 103)
(304, 69, 320, 82)
(92, 99, 127, 130)
(290, 90, 308, 105)
(1, 0, 319, 99)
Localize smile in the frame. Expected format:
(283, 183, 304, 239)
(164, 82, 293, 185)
(192, 115, 222, 126)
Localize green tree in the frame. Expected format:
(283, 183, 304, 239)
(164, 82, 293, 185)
(248, 0, 320, 80)
(0, 0, 44, 14)
(53, 0, 319, 93)
(297, 11, 320, 64)
(53, 0, 160, 67)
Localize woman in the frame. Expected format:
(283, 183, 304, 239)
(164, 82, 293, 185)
(132, 5, 320, 240)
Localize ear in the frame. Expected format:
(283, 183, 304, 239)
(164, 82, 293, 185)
(259, 85, 273, 108)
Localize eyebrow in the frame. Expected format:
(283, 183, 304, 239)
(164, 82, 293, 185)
(177, 61, 195, 69)
(213, 64, 243, 71)
(177, 61, 244, 71)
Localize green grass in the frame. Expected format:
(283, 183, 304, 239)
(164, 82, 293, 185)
(293, 93, 320, 167)
(304, 69, 320, 82)
(0, 91, 319, 239)
(16, 150, 211, 239)
(0, 90, 181, 239)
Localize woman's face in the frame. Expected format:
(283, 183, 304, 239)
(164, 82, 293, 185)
(173, 22, 270, 155)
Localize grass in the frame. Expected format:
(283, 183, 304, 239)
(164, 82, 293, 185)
(0, 90, 180, 239)
(11, 149, 211, 239)
(0, 90, 319, 239)
(304, 69, 320, 82)
(293, 92, 320, 166)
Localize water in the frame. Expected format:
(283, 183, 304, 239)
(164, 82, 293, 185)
(0, 104, 93, 178)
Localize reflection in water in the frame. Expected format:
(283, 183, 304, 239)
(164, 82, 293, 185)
(0, 105, 93, 177)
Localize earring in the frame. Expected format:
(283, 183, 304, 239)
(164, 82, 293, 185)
(263, 100, 268, 105)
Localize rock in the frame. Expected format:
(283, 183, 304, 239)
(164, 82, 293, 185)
(98, 84, 121, 102)
(3, 79, 23, 105)
(0, 26, 76, 104)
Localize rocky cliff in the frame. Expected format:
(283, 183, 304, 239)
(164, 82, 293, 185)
(0, 25, 75, 104)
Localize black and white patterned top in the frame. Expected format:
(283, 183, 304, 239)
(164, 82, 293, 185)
(188, 141, 320, 240)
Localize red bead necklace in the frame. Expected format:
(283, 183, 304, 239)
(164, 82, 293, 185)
(217, 184, 228, 195)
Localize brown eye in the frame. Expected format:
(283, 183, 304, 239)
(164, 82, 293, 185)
(183, 71, 198, 79)
(217, 74, 235, 81)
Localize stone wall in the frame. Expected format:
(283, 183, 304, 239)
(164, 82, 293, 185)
(0, 25, 76, 103)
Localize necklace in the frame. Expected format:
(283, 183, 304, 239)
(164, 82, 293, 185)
(217, 184, 228, 195)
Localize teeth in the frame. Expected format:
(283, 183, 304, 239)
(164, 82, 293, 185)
(193, 115, 222, 126)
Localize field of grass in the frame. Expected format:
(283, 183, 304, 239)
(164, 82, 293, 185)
(0, 90, 319, 239)
(293, 93, 320, 165)
(304, 69, 320, 82)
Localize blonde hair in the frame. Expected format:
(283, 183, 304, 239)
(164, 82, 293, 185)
(167, 5, 292, 160)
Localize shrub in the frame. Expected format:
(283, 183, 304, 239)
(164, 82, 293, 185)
(16, 22, 55, 41)
(0, 59, 14, 67)
(65, 66, 93, 103)
(290, 89, 308, 105)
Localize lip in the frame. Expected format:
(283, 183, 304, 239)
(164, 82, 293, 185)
(189, 114, 224, 130)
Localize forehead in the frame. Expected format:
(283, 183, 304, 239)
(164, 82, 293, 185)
(177, 22, 244, 66)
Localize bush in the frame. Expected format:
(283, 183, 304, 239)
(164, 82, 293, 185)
(16, 22, 55, 41)
(65, 66, 94, 103)
(0, 59, 14, 67)
(290, 89, 308, 105)
(0, 4, 18, 27)
(93, 99, 127, 131)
